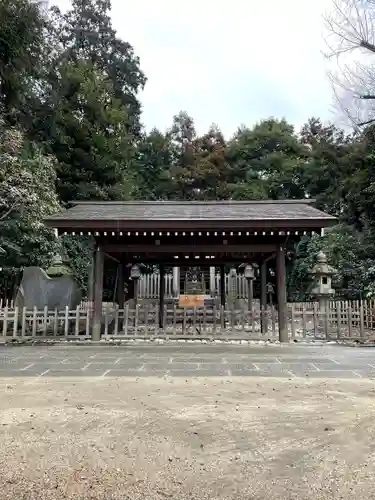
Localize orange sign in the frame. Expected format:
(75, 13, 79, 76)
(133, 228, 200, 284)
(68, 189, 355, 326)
(179, 295, 205, 308)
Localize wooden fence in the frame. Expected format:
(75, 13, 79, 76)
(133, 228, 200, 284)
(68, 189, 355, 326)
(138, 272, 253, 299)
(1, 300, 374, 341)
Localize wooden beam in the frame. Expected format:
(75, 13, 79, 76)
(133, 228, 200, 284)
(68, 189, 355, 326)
(100, 244, 278, 254)
(103, 252, 120, 263)
(119, 257, 273, 266)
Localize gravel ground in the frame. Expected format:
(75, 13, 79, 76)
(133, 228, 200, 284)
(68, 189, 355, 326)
(1, 376, 375, 499)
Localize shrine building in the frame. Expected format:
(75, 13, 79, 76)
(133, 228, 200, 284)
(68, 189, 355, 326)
(45, 200, 336, 342)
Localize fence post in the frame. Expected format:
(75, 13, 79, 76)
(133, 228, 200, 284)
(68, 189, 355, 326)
(360, 300, 365, 338)
(347, 302, 353, 338)
(212, 303, 217, 335)
(172, 304, 177, 336)
(124, 304, 129, 335)
(336, 301, 341, 339)
(21, 307, 27, 337)
(301, 303, 306, 338)
(32, 307, 37, 337)
(271, 305, 276, 338)
(324, 300, 330, 340)
(64, 306, 69, 338)
(2, 307, 8, 337)
(220, 305, 225, 330)
(290, 304, 296, 338)
(12, 307, 19, 338)
(313, 302, 318, 338)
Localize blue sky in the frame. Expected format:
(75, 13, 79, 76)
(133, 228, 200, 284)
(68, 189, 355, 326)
(55, 0, 333, 137)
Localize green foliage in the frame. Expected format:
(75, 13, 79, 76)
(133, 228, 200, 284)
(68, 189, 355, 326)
(299, 118, 354, 217)
(134, 128, 174, 200)
(49, 0, 146, 136)
(227, 119, 307, 200)
(290, 226, 375, 300)
(0, 0, 145, 295)
(60, 235, 94, 295)
(0, 0, 47, 122)
(44, 59, 135, 202)
(0, 121, 60, 295)
(4, 0, 375, 303)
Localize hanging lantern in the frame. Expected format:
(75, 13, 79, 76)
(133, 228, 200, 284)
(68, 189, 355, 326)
(244, 264, 255, 281)
(130, 264, 141, 280)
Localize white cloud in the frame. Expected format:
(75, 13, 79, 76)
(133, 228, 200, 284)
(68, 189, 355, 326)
(53, 0, 334, 137)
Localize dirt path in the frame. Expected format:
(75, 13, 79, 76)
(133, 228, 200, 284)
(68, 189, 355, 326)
(1, 376, 375, 499)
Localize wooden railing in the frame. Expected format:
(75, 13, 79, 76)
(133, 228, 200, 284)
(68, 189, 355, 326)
(0, 300, 374, 341)
(139, 273, 262, 299)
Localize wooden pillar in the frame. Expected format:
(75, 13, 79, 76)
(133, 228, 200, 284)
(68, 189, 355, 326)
(172, 266, 180, 297)
(220, 265, 226, 308)
(260, 260, 268, 334)
(92, 246, 104, 341)
(117, 262, 125, 331)
(209, 266, 216, 296)
(276, 245, 288, 342)
(87, 252, 95, 303)
(159, 264, 165, 328)
(247, 279, 254, 312)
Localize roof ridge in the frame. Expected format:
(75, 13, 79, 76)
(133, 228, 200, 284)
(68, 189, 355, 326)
(69, 199, 316, 206)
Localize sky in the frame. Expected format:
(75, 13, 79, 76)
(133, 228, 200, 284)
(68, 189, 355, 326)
(54, 0, 333, 137)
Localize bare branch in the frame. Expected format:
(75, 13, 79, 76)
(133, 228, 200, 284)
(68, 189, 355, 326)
(360, 39, 375, 52)
(324, 0, 375, 125)
(358, 118, 375, 125)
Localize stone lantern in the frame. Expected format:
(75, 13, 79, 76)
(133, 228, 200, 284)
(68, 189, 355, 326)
(309, 251, 336, 312)
(47, 253, 74, 277)
(310, 251, 336, 297)
(244, 264, 255, 311)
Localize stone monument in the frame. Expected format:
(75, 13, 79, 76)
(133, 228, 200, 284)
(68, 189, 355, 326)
(15, 253, 81, 309)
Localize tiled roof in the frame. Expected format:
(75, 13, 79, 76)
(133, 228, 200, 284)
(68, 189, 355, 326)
(46, 200, 335, 222)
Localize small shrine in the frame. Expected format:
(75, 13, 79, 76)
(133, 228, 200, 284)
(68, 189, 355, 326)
(44, 199, 336, 341)
(183, 266, 206, 296)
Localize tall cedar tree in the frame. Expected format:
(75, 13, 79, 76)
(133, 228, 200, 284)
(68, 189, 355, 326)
(0, 0, 46, 124)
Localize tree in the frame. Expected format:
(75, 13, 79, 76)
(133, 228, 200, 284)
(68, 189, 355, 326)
(134, 128, 174, 200)
(166, 111, 198, 199)
(227, 119, 307, 200)
(187, 125, 232, 200)
(22, 0, 147, 202)
(290, 225, 375, 300)
(299, 117, 355, 216)
(0, 0, 47, 124)
(170, 124, 232, 200)
(36, 59, 135, 202)
(324, 0, 375, 126)
(341, 123, 375, 229)
(50, 0, 146, 136)
(0, 120, 60, 296)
